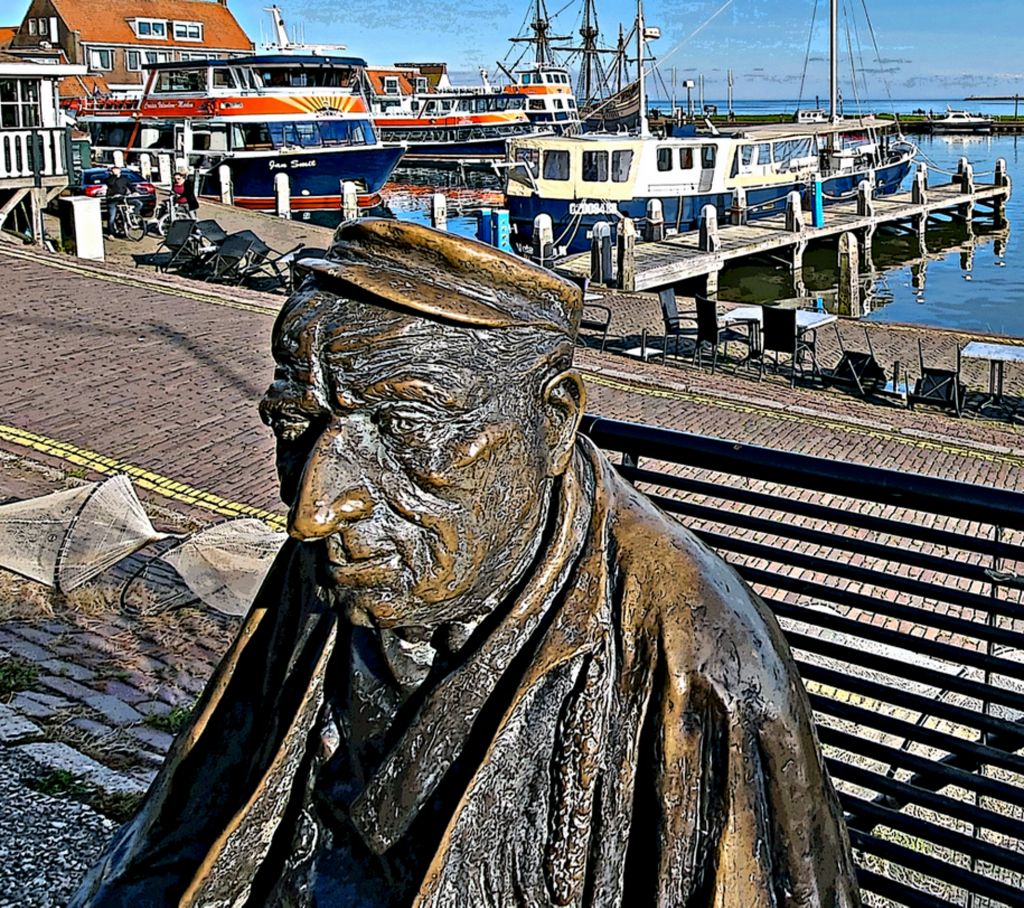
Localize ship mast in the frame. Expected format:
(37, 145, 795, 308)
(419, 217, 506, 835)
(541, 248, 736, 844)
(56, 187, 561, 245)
(509, 0, 570, 66)
(636, 0, 649, 136)
(829, 0, 838, 122)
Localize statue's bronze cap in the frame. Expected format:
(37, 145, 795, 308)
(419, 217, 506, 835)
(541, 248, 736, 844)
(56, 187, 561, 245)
(303, 218, 582, 336)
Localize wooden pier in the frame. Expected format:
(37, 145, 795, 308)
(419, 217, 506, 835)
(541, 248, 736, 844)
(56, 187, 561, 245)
(554, 160, 1011, 305)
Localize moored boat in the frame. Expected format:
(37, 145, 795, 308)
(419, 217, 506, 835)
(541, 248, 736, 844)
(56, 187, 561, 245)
(928, 107, 993, 135)
(73, 54, 404, 212)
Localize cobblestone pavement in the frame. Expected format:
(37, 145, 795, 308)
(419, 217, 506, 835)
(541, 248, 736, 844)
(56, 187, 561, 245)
(2, 238, 1024, 903)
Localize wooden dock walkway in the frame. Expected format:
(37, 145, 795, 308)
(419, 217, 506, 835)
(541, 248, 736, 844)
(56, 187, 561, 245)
(554, 160, 1011, 301)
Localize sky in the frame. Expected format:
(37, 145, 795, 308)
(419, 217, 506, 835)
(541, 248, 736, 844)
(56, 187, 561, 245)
(2, 0, 1021, 100)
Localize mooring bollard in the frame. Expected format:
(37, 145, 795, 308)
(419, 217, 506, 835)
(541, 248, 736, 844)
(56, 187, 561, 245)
(533, 213, 554, 264)
(857, 180, 874, 218)
(785, 192, 804, 234)
(617, 217, 637, 291)
(590, 220, 612, 284)
(157, 154, 173, 186)
(275, 172, 291, 218)
(112, 149, 125, 168)
(913, 164, 929, 205)
(138, 154, 152, 181)
(699, 205, 720, 252)
(430, 192, 447, 230)
(218, 164, 233, 206)
(645, 199, 664, 242)
(996, 158, 1009, 187)
(493, 209, 511, 253)
(731, 186, 747, 226)
(341, 181, 358, 220)
(809, 179, 825, 227)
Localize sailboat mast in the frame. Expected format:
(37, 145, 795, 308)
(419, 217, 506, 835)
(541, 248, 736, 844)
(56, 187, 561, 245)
(637, 0, 649, 136)
(829, 0, 838, 122)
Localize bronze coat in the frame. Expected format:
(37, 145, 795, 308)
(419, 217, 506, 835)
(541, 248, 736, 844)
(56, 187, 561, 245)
(71, 439, 860, 907)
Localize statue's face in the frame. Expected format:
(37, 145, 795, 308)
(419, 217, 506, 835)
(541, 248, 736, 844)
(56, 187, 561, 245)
(260, 292, 570, 629)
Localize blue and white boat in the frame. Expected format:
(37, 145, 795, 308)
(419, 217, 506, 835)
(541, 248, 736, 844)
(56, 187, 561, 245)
(502, 0, 917, 256)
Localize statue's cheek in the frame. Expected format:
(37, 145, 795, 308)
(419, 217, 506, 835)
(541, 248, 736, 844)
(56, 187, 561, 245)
(407, 425, 515, 490)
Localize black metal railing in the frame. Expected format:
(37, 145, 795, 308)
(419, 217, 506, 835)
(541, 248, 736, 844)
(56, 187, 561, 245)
(581, 414, 1024, 908)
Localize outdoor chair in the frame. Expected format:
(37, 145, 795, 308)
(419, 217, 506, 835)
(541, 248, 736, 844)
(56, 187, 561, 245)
(823, 326, 888, 397)
(279, 246, 328, 291)
(566, 275, 613, 352)
(144, 220, 200, 273)
(693, 294, 753, 372)
(759, 306, 819, 386)
(908, 339, 965, 416)
(207, 230, 301, 288)
(655, 288, 697, 362)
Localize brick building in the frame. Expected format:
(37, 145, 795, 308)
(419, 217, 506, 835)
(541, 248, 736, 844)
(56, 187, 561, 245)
(8, 0, 252, 93)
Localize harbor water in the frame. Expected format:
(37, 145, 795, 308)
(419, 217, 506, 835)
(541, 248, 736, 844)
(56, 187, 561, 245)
(311, 99, 1024, 339)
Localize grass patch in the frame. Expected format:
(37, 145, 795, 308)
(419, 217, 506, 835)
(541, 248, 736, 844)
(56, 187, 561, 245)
(144, 702, 193, 735)
(0, 655, 39, 701)
(26, 769, 144, 823)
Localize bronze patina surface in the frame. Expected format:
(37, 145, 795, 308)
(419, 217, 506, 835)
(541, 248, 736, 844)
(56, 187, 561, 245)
(71, 220, 861, 907)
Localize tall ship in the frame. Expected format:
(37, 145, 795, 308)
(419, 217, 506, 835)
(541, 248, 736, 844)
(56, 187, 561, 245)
(361, 63, 540, 169)
(73, 54, 404, 212)
(498, 0, 582, 135)
(502, 0, 917, 255)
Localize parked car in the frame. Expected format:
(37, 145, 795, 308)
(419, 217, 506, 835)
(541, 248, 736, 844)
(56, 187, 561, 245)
(71, 167, 158, 217)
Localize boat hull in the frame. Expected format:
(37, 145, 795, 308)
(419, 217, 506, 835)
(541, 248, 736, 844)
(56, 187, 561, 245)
(507, 158, 914, 255)
(199, 144, 405, 211)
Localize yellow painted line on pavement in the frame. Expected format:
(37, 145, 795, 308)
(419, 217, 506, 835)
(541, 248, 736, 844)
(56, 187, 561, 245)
(0, 246, 277, 316)
(581, 371, 1024, 468)
(0, 423, 285, 530)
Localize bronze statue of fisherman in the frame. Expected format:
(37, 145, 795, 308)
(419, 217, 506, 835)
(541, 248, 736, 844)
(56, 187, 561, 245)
(71, 220, 860, 907)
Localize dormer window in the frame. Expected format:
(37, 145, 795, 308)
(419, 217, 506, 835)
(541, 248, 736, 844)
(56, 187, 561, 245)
(415, 77, 427, 93)
(383, 76, 399, 95)
(173, 21, 203, 41)
(134, 19, 167, 39)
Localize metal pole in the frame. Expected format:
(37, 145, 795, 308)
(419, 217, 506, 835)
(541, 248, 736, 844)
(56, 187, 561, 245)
(637, 0, 649, 137)
(830, 0, 839, 122)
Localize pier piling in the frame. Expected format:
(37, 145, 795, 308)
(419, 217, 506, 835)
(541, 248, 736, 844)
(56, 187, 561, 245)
(533, 213, 554, 266)
(838, 231, 861, 317)
(617, 218, 637, 291)
(274, 173, 291, 219)
(785, 192, 805, 233)
(699, 205, 720, 253)
(430, 192, 447, 230)
(731, 187, 747, 226)
(590, 221, 612, 284)
(218, 164, 233, 206)
(645, 200, 665, 242)
(342, 181, 358, 221)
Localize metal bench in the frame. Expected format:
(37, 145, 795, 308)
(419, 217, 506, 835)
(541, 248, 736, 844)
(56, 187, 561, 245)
(582, 415, 1024, 908)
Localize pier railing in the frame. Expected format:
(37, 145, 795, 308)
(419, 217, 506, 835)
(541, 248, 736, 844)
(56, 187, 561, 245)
(0, 127, 70, 182)
(581, 414, 1024, 907)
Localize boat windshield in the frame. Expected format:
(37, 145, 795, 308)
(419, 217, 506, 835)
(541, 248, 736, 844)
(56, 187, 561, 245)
(256, 67, 355, 88)
(231, 119, 376, 149)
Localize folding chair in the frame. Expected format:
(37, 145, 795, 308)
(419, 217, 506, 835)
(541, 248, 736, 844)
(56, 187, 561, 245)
(569, 275, 613, 352)
(823, 326, 888, 397)
(693, 294, 752, 372)
(207, 232, 259, 285)
(144, 219, 200, 273)
(908, 340, 965, 416)
(759, 306, 818, 386)
(655, 288, 697, 362)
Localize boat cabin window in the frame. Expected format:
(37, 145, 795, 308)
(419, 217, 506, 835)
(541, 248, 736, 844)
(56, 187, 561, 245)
(415, 78, 428, 93)
(87, 122, 132, 148)
(542, 149, 570, 181)
(154, 69, 205, 93)
(231, 122, 273, 149)
(611, 149, 633, 182)
(701, 145, 716, 168)
(239, 119, 374, 149)
(554, 99, 564, 109)
(383, 76, 400, 95)
(773, 137, 815, 169)
(582, 150, 608, 182)
(515, 146, 540, 177)
(521, 73, 533, 85)
(656, 146, 673, 171)
(191, 124, 228, 152)
(212, 69, 237, 89)
(135, 124, 174, 150)
(755, 142, 771, 164)
(528, 99, 545, 111)
(740, 145, 754, 168)
(679, 147, 694, 169)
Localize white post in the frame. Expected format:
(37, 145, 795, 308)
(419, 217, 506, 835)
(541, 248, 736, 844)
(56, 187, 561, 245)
(157, 154, 173, 186)
(218, 164, 233, 206)
(699, 204, 720, 252)
(275, 172, 291, 218)
(112, 149, 125, 168)
(913, 165, 929, 205)
(785, 191, 805, 233)
(856, 180, 874, 218)
(645, 198, 664, 241)
(431, 192, 448, 230)
(139, 153, 152, 181)
(342, 180, 358, 220)
(533, 213, 554, 264)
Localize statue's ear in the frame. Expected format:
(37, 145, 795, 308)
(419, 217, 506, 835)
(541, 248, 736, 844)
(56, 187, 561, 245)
(541, 369, 586, 477)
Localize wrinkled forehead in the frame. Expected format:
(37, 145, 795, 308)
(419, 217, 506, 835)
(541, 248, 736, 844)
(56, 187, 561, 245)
(271, 290, 505, 405)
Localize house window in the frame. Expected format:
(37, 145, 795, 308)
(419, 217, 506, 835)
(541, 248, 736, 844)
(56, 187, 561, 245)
(0, 79, 41, 129)
(134, 19, 167, 38)
(145, 51, 171, 65)
(383, 76, 399, 94)
(173, 21, 203, 41)
(27, 19, 37, 35)
(89, 48, 113, 71)
(126, 50, 141, 71)
(37, 17, 48, 35)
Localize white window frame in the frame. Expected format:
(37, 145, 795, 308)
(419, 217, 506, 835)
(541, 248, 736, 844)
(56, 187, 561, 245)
(126, 50, 141, 71)
(414, 77, 427, 93)
(27, 18, 37, 35)
(37, 16, 48, 35)
(144, 50, 171, 65)
(172, 21, 203, 41)
(89, 48, 114, 71)
(383, 76, 400, 95)
(134, 18, 167, 39)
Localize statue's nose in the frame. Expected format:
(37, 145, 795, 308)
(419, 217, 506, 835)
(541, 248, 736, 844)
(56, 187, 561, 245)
(288, 422, 377, 540)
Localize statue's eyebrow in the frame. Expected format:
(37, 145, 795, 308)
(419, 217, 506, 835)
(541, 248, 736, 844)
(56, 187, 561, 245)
(361, 376, 469, 410)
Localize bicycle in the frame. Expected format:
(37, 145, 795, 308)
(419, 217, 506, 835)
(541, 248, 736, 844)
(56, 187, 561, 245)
(153, 197, 197, 238)
(108, 195, 146, 242)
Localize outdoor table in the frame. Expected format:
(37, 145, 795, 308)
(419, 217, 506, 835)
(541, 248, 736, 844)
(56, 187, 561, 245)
(720, 305, 837, 357)
(961, 340, 1024, 414)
